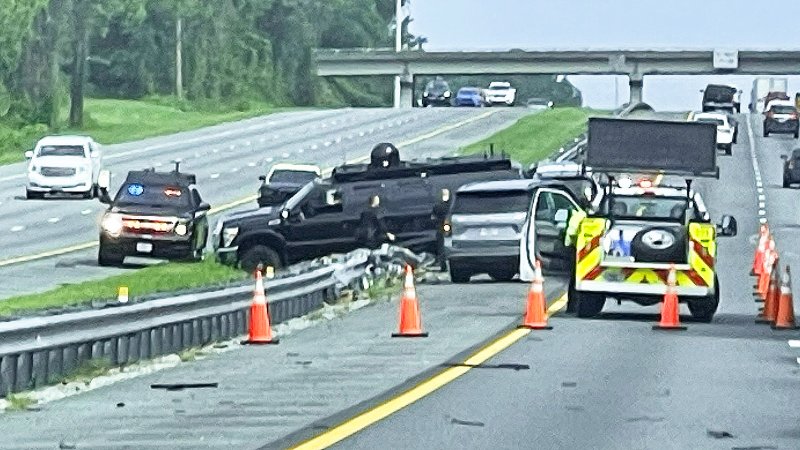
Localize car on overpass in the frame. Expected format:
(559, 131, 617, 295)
(763, 100, 799, 138)
(688, 111, 735, 155)
(421, 79, 452, 107)
(454, 87, 488, 107)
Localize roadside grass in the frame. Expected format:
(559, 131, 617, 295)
(461, 107, 609, 165)
(5, 393, 35, 411)
(0, 258, 248, 318)
(0, 97, 288, 165)
(61, 358, 114, 384)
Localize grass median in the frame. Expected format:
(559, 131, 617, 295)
(0, 258, 248, 318)
(0, 97, 287, 165)
(1, 107, 601, 317)
(461, 107, 608, 165)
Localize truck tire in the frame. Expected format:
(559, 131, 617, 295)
(448, 262, 471, 283)
(98, 245, 124, 267)
(576, 291, 605, 318)
(784, 176, 791, 188)
(489, 269, 516, 282)
(630, 226, 687, 263)
(688, 276, 719, 323)
(794, 129, 799, 139)
(25, 189, 43, 200)
(763, 124, 769, 137)
(239, 245, 282, 274)
(725, 144, 732, 156)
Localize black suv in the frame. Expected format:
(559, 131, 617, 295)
(421, 79, 452, 107)
(782, 148, 800, 187)
(97, 165, 211, 266)
(764, 103, 800, 138)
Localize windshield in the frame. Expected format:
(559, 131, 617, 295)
(452, 190, 532, 214)
(695, 118, 724, 126)
(114, 183, 191, 208)
(458, 88, 478, 96)
(426, 81, 448, 92)
(771, 105, 796, 114)
(38, 145, 86, 157)
(268, 170, 318, 184)
(605, 195, 689, 220)
(489, 85, 509, 90)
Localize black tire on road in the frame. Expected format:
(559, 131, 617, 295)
(794, 130, 799, 139)
(630, 226, 687, 263)
(724, 144, 732, 156)
(576, 291, 605, 318)
(239, 245, 282, 274)
(784, 177, 791, 188)
(25, 189, 43, 200)
(489, 269, 516, 282)
(448, 262, 471, 283)
(688, 276, 720, 323)
(98, 246, 124, 267)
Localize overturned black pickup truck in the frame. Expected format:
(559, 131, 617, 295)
(213, 143, 523, 272)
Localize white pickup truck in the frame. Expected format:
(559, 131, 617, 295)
(486, 81, 517, 106)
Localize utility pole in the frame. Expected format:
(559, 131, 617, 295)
(69, 0, 88, 128)
(176, 17, 183, 99)
(393, 0, 402, 108)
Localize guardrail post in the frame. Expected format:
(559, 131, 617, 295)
(63, 345, 78, 375)
(116, 336, 129, 365)
(0, 355, 16, 395)
(128, 333, 141, 364)
(14, 352, 32, 392)
(47, 348, 63, 384)
(32, 350, 48, 388)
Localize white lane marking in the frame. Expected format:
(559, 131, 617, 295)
(324, 141, 332, 147)
(282, 152, 290, 158)
(335, 137, 342, 144)
(274, 134, 280, 139)
(266, 157, 274, 163)
(348, 134, 354, 140)
(387, 123, 393, 128)
(321, 123, 327, 128)
(747, 118, 768, 224)
(247, 162, 256, 167)
(231, 168, 239, 173)
(298, 149, 305, 154)
(81, 209, 92, 215)
(10, 225, 24, 232)
(758, 194, 766, 201)
(213, 149, 219, 153)
(154, 162, 163, 167)
(359, 132, 365, 137)
(267, 121, 276, 126)
(788, 340, 800, 348)
(311, 144, 318, 150)
(210, 173, 220, 179)
(228, 145, 235, 150)
(260, 137, 266, 143)
(47, 217, 60, 224)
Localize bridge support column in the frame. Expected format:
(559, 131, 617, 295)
(396, 73, 414, 108)
(628, 75, 643, 105)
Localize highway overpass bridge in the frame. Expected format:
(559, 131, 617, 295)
(314, 48, 800, 107)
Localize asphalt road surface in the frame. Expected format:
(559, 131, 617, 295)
(327, 114, 800, 450)
(0, 107, 530, 299)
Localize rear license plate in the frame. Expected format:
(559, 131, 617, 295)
(136, 242, 153, 253)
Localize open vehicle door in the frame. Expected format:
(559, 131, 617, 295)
(521, 187, 583, 279)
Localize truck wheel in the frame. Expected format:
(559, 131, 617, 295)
(688, 277, 719, 323)
(630, 226, 687, 263)
(98, 246, 124, 267)
(795, 130, 799, 139)
(448, 262, 471, 283)
(25, 189, 43, 200)
(239, 245, 282, 274)
(763, 125, 769, 137)
(489, 269, 516, 282)
(784, 176, 791, 188)
(577, 292, 605, 318)
(725, 144, 732, 156)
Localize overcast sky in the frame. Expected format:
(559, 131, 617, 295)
(410, 0, 800, 110)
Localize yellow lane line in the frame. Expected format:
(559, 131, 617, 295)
(0, 110, 503, 268)
(289, 291, 568, 450)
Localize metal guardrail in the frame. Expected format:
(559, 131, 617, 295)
(0, 246, 415, 397)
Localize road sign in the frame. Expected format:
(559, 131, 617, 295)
(713, 49, 739, 69)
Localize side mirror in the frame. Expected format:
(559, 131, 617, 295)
(554, 209, 570, 230)
(98, 170, 111, 189)
(281, 209, 290, 220)
(717, 215, 738, 237)
(258, 175, 267, 182)
(24, 150, 33, 159)
(196, 202, 211, 216)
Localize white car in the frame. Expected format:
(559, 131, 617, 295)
(688, 112, 734, 155)
(486, 81, 517, 106)
(25, 135, 103, 199)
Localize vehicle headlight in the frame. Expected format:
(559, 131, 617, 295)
(423, 91, 429, 97)
(222, 227, 239, 247)
(102, 213, 123, 236)
(444, 91, 451, 97)
(174, 223, 188, 236)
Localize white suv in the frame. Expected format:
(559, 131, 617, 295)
(25, 135, 103, 199)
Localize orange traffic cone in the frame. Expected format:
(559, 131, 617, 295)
(757, 261, 780, 324)
(772, 266, 798, 330)
(653, 264, 686, 330)
(392, 265, 428, 338)
(752, 225, 769, 275)
(756, 242, 776, 300)
(521, 260, 552, 330)
(243, 266, 279, 344)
